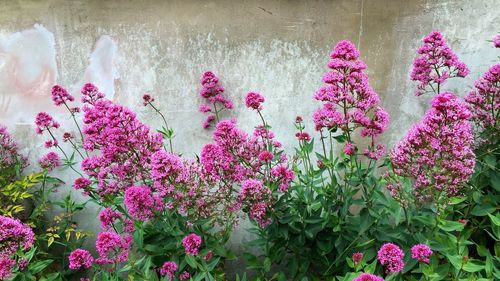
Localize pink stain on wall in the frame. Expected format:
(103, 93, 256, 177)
(0, 24, 57, 122)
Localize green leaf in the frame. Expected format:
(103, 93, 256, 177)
(29, 259, 54, 274)
(488, 213, 500, 226)
(471, 204, 496, 216)
(438, 220, 465, 232)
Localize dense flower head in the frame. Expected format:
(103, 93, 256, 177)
(160, 261, 177, 279)
(95, 232, 132, 264)
(352, 252, 364, 264)
(51, 84, 74, 106)
(377, 243, 405, 274)
(389, 92, 476, 200)
(239, 179, 273, 227)
(464, 63, 500, 135)
(98, 208, 122, 230)
(0, 215, 35, 256)
(62, 132, 74, 142)
(81, 96, 163, 198)
(179, 271, 190, 280)
(182, 233, 202, 256)
(38, 151, 61, 171)
(245, 91, 265, 110)
(68, 249, 94, 270)
(0, 216, 34, 278)
(0, 258, 16, 280)
(73, 177, 92, 195)
(353, 273, 384, 281)
(411, 31, 469, 96)
(198, 71, 233, 129)
(81, 83, 105, 105)
(0, 125, 26, 168)
(34, 112, 60, 134)
(411, 244, 433, 263)
(151, 150, 185, 194)
(124, 185, 163, 221)
(313, 40, 389, 159)
(142, 93, 154, 106)
(494, 34, 500, 48)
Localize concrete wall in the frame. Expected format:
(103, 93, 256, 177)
(1, 0, 499, 274)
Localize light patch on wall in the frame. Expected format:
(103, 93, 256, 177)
(83, 35, 119, 100)
(0, 24, 57, 122)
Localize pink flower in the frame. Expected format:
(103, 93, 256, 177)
(204, 251, 213, 261)
(95, 232, 131, 264)
(353, 273, 384, 281)
(0, 216, 34, 278)
(390, 92, 475, 199)
(493, 34, 500, 48)
(124, 185, 162, 221)
(160, 261, 177, 279)
(38, 152, 61, 171)
(411, 244, 432, 263)
(295, 132, 311, 141)
(34, 112, 60, 134)
(62, 132, 74, 142)
(142, 93, 154, 106)
(0, 258, 16, 280)
(411, 31, 469, 96)
(377, 243, 404, 274)
(81, 83, 104, 105)
(98, 208, 122, 230)
(180, 271, 190, 280)
(258, 151, 274, 162)
(51, 85, 74, 106)
(182, 233, 202, 256)
(344, 142, 356, 155)
(198, 71, 232, 129)
(313, 40, 389, 159)
(68, 249, 94, 270)
(465, 64, 499, 132)
(245, 91, 265, 110)
(73, 177, 92, 193)
(352, 252, 363, 264)
(0, 126, 26, 167)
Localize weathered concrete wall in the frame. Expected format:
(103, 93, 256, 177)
(1, 0, 499, 274)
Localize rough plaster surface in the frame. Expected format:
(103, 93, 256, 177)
(0, 0, 499, 274)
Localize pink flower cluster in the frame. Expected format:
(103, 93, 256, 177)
(245, 92, 265, 110)
(68, 249, 94, 270)
(38, 151, 61, 171)
(51, 85, 75, 106)
(377, 243, 404, 274)
(465, 63, 499, 132)
(411, 244, 432, 263)
(200, 116, 293, 226)
(0, 125, 26, 168)
(81, 82, 105, 105)
(73, 177, 92, 195)
(95, 232, 132, 265)
(198, 71, 233, 129)
(313, 40, 389, 159)
(0, 216, 35, 279)
(98, 207, 122, 230)
(352, 252, 363, 264)
(160, 261, 177, 279)
(353, 273, 384, 281)
(239, 179, 273, 227)
(182, 233, 202, 256)
(81, 84, 163, 197)
(389, 92, 476, 200)
(35, 112, 60, 134)
(124, 185, 164, 221)
(493, 34, 500, 48)
(410, 31, 469, 96)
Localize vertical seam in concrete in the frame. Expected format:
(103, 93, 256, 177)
(357, 0, 364, 51)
